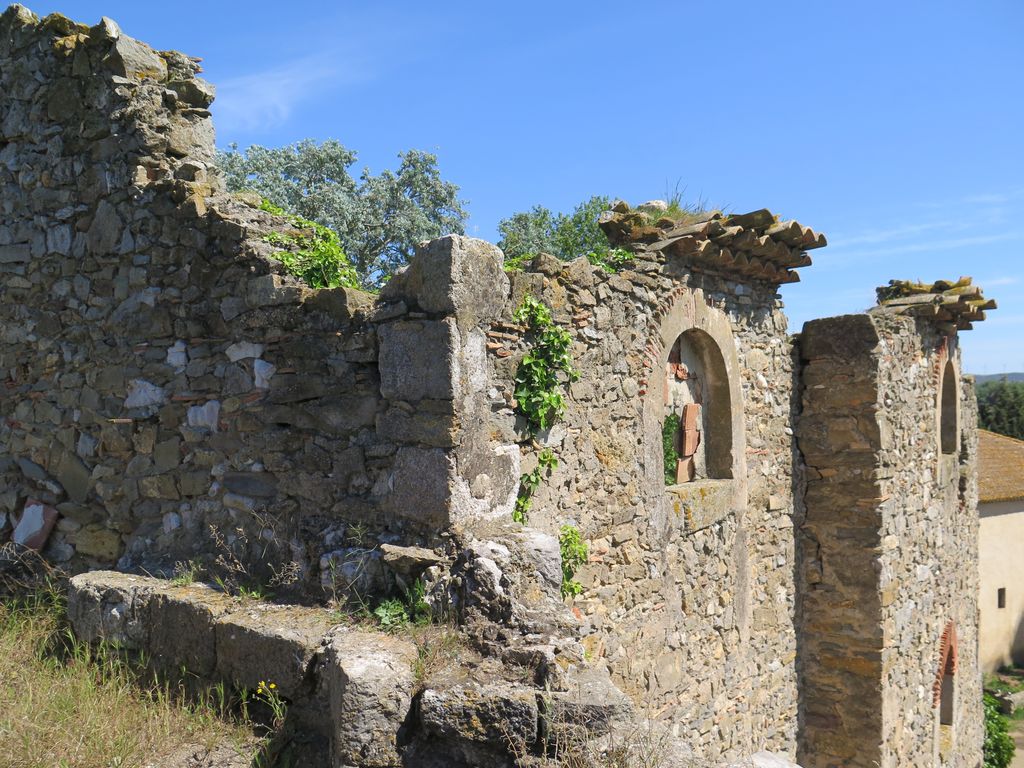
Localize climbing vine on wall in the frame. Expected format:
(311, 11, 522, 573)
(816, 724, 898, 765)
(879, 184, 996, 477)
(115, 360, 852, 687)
(511, 294, 577, 525)
(509, 295, 588, 597)
(513, 294, 577, 433)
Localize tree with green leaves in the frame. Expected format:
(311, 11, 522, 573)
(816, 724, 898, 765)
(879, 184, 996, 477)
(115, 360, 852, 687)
(217, 140, 468, 289)
(978, 378, 1024, 441)
(497, 195, 614, 264)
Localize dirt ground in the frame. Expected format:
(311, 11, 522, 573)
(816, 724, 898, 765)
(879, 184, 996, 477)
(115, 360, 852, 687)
(1010, 717, 1024, 768)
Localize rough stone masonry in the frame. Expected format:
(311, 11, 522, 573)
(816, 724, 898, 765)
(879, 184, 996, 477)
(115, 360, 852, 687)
(0, 5, 996, 767)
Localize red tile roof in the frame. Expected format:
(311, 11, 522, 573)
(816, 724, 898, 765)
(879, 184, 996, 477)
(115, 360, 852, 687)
(978, 429, 1024, 503)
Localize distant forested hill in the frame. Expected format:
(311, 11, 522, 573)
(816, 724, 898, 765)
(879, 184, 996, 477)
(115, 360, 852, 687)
(974, 372, 1024, 384)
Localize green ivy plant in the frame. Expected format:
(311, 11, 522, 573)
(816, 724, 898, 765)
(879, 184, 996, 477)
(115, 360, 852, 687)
(259, 199, 360, 290)
(509, 296, 590, 602)
(559, 524, 589, 597)
(513, 295, 578, 433)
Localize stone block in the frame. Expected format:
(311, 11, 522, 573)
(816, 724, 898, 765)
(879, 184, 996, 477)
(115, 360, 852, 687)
(104, 35, 167, 81)
(682, 402, 701, 429)
(380, 543, 444, 579)
(323, 628, 417, 768)
(67, 571, 164, 648)
(85, 199, 123, 255)
(0, 243, 29, 263)
(378, 318, 458, 401)
(214, 604, 334, 699)
(222, 471, 278, 497)
(418, 682, 538, 750)
(72, 525, 123, 561)
(681, 427, 700, 457)
(52, 449, 92, 503)
(304, 285, 374, 320)
(245, 274, 308, 308)
(383, 447, 452, 528)
(306, 396, 379, 434)
(12, 498, 57, 550)
(380, 235, 508, 326)
(376, 405, 457, 447)
(545, 666, 634, 737)
(799, 315, 880, 362)
(148, 584, 236, 677)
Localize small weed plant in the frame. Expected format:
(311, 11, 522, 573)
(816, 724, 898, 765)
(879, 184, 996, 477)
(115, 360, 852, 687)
(260, 198, 360, 290)
(513, 448, 558, 524)
(585, 247, 633, 273)
(253, 680, 288, 731)
(559, 525, 589, 598)
(170, 559, 202, 587)
(372, 579, 432, 631)
(662, 413, 680, 486)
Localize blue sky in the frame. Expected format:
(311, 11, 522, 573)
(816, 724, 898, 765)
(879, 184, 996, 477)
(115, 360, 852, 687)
(38, 1, 1024, 373)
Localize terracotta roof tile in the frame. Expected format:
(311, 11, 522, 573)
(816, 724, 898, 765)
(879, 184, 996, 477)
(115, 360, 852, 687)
(978, 429, 1024, 503)
(871, 277, 996, 333)
(597, 204, 824, 287)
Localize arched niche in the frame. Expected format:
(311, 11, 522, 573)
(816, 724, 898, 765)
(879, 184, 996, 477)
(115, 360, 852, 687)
(664, 328, 733, 482)
(642, 287, 747, 533)
(939, 358, 958, 456)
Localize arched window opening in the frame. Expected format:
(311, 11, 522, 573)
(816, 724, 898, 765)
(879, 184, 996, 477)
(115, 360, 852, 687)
(934, 620, 958, 753)
(663, 329, 733, 485)
(940, 359, 957, 455)
(939, 655, 955, 726)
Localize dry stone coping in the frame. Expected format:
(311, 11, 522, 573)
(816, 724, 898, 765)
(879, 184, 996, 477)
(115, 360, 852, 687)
(68, 572, 335, 698)
(214, 602, 337, 699)
(68, 571, 594, 766)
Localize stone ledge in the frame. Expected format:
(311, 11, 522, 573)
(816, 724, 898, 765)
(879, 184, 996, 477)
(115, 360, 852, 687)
(666, 479, 736, 533)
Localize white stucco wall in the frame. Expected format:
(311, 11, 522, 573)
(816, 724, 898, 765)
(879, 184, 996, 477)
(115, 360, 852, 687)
(979, 500, 1024, 672)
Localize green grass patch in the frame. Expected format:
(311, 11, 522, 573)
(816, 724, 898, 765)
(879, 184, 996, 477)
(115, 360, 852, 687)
(0, 590, 257, 768)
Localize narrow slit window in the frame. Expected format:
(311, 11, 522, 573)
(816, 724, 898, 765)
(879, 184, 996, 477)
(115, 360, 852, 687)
(940, 359, 957, 455)
(998, 588, 1007, 609)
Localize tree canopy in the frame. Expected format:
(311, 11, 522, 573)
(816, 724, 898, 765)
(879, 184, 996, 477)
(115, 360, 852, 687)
(978, 378, 1024, 441)
(496, 195, 613, 263)
(217, 140, 468, 289)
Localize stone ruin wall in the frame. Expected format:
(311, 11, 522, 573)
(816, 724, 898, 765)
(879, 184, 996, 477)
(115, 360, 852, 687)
(0, 6, 518, 599)
(873, 320, 982, 768)
(487, 257, 801, 760)
(0, 5, 989, 767)
(797, 313, 982, 768)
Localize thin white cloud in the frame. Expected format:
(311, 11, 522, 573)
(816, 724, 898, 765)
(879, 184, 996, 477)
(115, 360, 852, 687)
(213, 54, 367, 134)
(823, 232, 1020, 261)
(975, 276, 1019, 287)
(828, 221, 943, 248)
